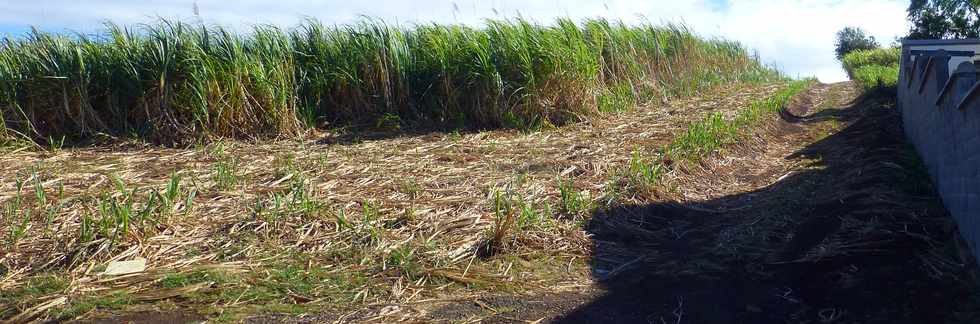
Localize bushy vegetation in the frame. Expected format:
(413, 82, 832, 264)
(0, 18, 779, 145)
(842, 47, 900, 90)
(835, 27, 879, 60)
(841, 47, 900, 78)
(907, 0, 980, 39)
(851, 64, 900, 90)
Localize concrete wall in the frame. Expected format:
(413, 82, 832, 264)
(905, 43, 980, 76)
(899, 39, 980, 256)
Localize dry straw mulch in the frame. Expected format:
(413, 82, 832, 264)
(0, 82, 785, 321)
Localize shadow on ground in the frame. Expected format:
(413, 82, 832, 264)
(555, 91, 980, 323)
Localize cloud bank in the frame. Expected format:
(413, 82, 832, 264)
(0, 0, 911, 82)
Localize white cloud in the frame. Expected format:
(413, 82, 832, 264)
(0, 0, 910, 82)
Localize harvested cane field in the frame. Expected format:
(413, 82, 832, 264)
(1, 19, 979, 324)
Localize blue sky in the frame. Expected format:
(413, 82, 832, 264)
(0, 0, 910, 82)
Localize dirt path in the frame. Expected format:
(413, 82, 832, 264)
(397, 82, 980, 323)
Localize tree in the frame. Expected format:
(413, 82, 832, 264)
(835, 27, 879, 60)
(907, 0, 980, 39)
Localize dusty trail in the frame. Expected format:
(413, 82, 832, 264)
(409, 83, 980, 323)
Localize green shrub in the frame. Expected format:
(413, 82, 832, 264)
(841, 47, 900, 78)
(852, 64, 899, 90)
(840, 47, 899, 91)
(835, 27, 879, 60)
